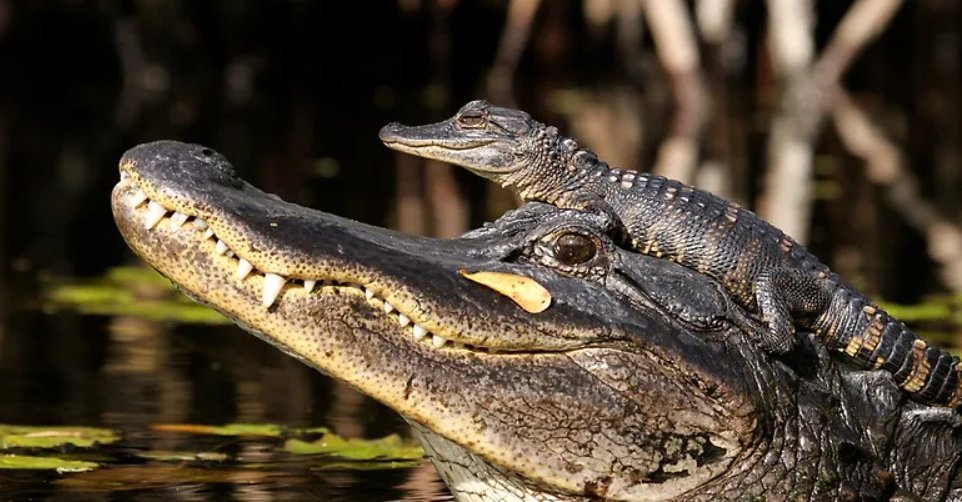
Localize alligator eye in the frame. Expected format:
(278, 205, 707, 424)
(457, 112, 486, 129)
(553, 233, 596, 265)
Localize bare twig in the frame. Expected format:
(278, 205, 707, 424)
(641, 0, 706, 183)
(695, 0, 734, 44)
(814, 0, 904, 87)
(761, 0, 905, 242)
(394, 153, 426, 235)
(486, 0, 542, 105)
(425, 160, 470, 238)
(761, 0, 816, 242)
(694, 0, 737, 198)
(831, 90, 962, 291)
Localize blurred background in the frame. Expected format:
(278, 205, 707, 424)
(0, 0, 959, 499)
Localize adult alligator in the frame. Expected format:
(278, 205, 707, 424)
(379, 100, 962, 408)
(111, 141, 962, 501)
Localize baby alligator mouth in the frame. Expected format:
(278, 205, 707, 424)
(114, 170, 493, 353)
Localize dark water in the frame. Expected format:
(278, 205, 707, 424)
(0, 1, 960, 499)
(0, 302, 450, 500)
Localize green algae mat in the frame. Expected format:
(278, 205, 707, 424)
(0, 422, 424, 487)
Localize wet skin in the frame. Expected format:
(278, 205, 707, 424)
(112, 141, 962, 501)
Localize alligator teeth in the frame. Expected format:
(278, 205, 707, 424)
(262, 273, 286, 307)
(383, 302, 394, 314)
(225, 250, 235, 258)
(304, 280, 316, 293)
(144, 201, 168, 229)
(215, 240, 229, 255)
(413, 324, 428, 340)
(431, 335, 448, 348)
(169, 211, 189, 229)
(365, 288, 375, 300)
(193, 219, 208, 230)
(131, 189, 149, 208)
(120, 171, 129, 181)
(203, 228, 215, 240)
(235, 258, 253, 280)
(397, 314, 410, 327)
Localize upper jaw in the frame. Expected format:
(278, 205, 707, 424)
(379, 121, 499, 150)
(112, 151, 618, 354)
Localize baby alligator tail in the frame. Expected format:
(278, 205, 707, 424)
(815, 288, 962, 407)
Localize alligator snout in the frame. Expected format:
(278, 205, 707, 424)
(378, 122, 405, 144)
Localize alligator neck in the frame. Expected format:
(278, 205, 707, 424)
(503, 133, 612, 206)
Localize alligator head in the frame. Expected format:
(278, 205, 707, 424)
(111, 141, 962, 501)
(379, 99, 564, 189)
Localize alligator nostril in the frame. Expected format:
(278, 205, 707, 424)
(201, 148, 214, 157)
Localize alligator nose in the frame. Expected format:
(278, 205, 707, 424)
(378, 122, 403, 143)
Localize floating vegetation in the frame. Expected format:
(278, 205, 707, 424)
(0, 454, 99, 473)
(0, 425, 119, 449)
(153, 422, 423, 461)
(879, 294, 962, 324)
(137, 451, 230, 462)
(42, 266, 229, 324)
(151, 422, 323, 438)
(880, 301, 954, 323)
(285, 432, 423, 461)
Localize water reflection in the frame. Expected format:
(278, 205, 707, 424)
(0, 295, 450, 500)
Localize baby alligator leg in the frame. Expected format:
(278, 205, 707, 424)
(754, 268, 832, 354)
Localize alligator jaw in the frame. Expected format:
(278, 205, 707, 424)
(112, 141, 753, 500)
(379, 119, 524, 177)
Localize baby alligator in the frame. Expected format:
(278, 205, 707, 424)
(379, 99, 962, 408)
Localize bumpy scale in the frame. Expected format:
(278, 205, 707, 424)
(380, 99, 962, 408)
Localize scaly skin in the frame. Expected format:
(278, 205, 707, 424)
(112, 141, 962, 500)
(380, 99, 962, 408)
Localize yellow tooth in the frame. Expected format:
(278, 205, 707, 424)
(215, 240, 229, 255)
(262, 273, 286, 307)
(459, 269, 552, 313)
(131, 189, 149, 208)
(413, 325, 428, 340)
(169, 212, 189, 229)
(304, 280, 316, 293)
(431, 335, 448, 348)
(235, 259, 253, 280)
(144, 201, 168, 230)
(398, 314, 410, 327)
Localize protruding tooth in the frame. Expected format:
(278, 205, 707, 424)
(169, 212, 189, 229)
(365, 288, 375, 300)
(131, 189, 149, 208)
(383, 302, 394, 314)
(120, 171, 129, 180)
(304, 280, 316, 293)
(225, 250, 235, 258)
(235, 258, 253, 280)
(203, 228, 215, 239)
(144, 201, 168, 229)
(413, 325, 428, 340)
(431, 335, 448, 348)
(215, 240, 229, 255)
(262, 273, 286, 307)
(193, 219, 208, 230)
(398, 314, 410, 327)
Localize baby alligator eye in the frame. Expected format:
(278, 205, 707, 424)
(457, 112, 486, 128)
(553, 233, 596, 265)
